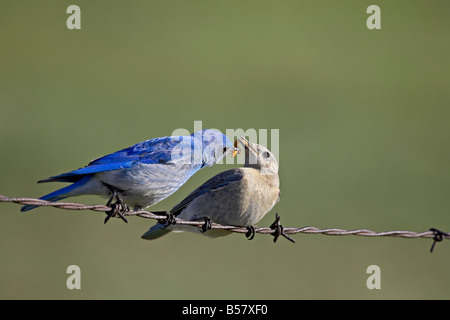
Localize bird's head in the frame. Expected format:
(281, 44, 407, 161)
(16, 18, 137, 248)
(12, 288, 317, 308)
(192, 129, 240, 167)
(237, 136, 278, 175)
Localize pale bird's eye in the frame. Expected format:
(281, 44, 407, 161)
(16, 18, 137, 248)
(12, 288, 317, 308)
(263, 151, 270, 158)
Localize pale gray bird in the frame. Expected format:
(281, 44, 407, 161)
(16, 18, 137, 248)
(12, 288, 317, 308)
(141, 136, 280, 240)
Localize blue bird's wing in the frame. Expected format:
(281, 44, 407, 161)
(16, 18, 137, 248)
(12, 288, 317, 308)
(170, 169, 244, 216)
(40, 135, 200, 183)
(89, 136, 197, 165)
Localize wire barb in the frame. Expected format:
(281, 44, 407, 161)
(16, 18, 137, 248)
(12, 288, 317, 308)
(1, 195, 448, 251)
(429, 228, 449, 253)
(270, 213, 296, 243)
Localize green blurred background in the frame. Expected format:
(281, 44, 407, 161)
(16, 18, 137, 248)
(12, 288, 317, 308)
(0, 0, 449, 299)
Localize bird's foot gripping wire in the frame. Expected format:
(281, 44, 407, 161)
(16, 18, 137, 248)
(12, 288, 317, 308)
(155, 211, 176, 226)
(270, 213, 295, 243)
(104, 184, 129, 224)
(245, 226, 256, 240)
(105, 199, 129, 224)
(200, 216, 212, 233)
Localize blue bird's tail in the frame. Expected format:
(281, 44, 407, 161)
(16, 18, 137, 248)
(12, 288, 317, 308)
(141, 223, 172, 240)
(20, 176, 89, 212)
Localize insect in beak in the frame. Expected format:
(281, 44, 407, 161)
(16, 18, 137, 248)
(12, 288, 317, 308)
(232, 140, 241, 158)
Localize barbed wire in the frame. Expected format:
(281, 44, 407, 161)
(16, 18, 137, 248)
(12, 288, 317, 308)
(0, 195, 448, 252)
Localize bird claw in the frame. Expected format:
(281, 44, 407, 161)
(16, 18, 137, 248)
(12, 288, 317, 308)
(157, 211, 176, 226)
(103, 184, 129, 224)
(200, 216, 212, 233)
(245, 226, 256, 240)
(104, 202, 129, 224)
(270, 213, 295, 243)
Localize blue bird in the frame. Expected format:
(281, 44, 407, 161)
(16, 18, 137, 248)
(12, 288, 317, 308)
(141, 136, 280, 240)
(21, 129, 240, 223)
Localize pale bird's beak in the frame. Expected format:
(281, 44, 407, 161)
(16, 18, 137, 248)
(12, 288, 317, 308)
(237, 136, 258, 154)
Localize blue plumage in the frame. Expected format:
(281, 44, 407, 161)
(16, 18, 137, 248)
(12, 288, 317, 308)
(21, 129, 239, 217)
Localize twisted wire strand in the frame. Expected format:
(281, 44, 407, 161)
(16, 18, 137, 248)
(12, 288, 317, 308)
(0, 195, 448, 244)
